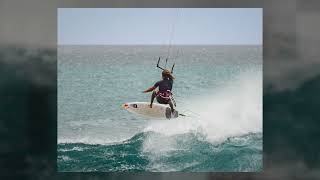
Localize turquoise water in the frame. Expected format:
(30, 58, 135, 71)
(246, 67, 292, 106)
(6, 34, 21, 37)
(58, 45, 262, 172)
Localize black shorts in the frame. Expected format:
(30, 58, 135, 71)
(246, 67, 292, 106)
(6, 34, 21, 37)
(156, 96, 170, 104)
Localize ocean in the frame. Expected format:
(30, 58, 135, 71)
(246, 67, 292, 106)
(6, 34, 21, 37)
(57, 45, 262, 172)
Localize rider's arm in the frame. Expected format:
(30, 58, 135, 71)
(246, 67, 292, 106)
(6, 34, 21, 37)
(143, 86, 156, 93)
(143, 81, 160, 93)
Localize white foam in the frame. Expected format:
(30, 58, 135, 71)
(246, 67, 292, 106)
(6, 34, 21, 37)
(143, 70, 262, 143)
(142, 70, 262, 171)
(58, 136, 131, 145)
(58, 155, 72, 161)
(59, 146, 88, 152)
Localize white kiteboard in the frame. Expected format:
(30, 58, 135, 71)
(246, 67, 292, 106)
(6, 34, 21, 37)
(122, 102, 179, 119)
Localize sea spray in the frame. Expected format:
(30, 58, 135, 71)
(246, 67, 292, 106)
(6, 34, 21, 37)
(143, 70, 262, 144)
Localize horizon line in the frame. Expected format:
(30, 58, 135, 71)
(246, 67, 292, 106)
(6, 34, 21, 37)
(58, 43, 262, 46)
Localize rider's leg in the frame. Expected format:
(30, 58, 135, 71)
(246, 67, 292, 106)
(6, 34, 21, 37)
(150, 91, 156, 108)
(171, 96, 176, 107)
(168, 99, 175, 113)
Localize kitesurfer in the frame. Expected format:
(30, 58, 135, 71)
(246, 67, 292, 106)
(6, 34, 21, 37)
(143, 69, 175, 113)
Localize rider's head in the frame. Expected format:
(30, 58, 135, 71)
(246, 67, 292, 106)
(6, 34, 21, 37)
(162, 69, 174, 80)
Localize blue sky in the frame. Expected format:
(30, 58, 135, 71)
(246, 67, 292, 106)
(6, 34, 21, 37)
(58, 8, 262, 45)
